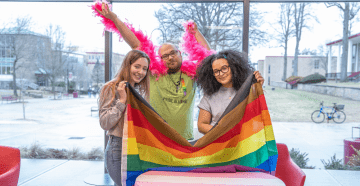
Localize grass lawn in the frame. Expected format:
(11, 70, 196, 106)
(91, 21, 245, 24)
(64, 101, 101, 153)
(263, 86, 360, 122)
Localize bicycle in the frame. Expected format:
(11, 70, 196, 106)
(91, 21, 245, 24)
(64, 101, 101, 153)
(311, 101, 346, 124)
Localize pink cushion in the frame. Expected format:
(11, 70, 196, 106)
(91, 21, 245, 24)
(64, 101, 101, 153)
(135, 171, 285, 186)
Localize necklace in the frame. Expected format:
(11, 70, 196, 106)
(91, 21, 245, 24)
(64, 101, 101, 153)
(168, 71, 182, 93)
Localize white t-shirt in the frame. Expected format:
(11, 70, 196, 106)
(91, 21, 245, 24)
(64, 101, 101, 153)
(197, 86, 237, 126)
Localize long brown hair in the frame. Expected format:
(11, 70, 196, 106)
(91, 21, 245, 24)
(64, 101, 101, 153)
(99, 50, 150, 107)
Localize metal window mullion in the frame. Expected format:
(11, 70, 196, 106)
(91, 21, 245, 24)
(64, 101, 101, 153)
(242, 0, 249, 56)
(104, 1, 113, 173)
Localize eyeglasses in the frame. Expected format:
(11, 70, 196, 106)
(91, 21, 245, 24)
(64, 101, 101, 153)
(161, 50, 180, 60)
(213, 65, 229, 76)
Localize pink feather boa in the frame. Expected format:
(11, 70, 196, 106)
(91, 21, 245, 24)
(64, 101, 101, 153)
(91, 0, 215, 79)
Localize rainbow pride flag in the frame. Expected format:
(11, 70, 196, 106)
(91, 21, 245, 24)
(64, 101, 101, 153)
(121, 74, 278, 186)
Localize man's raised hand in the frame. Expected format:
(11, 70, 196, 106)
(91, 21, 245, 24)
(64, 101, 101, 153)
(95, 2, 117, 21)
(187, 21, 198, 35)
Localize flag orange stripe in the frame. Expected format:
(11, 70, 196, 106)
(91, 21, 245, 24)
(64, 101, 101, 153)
(130, 115, 266, 158)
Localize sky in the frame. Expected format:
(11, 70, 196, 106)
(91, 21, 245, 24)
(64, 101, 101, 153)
(0, 2, 359, 63)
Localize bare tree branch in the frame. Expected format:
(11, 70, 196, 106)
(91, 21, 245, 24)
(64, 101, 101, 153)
(0, 16, 38, 96)
(154, 2, 266, 52)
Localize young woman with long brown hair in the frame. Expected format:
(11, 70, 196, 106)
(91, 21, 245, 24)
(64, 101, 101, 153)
(98, 49, 150, 186)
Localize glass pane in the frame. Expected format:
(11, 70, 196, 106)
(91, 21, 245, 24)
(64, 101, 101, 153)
(251, 2, 360, 170)
(111, 2, 243, 141)
(0, 2, 105, 160)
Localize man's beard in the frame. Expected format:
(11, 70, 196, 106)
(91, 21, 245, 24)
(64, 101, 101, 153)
(167, 61, 181, 74)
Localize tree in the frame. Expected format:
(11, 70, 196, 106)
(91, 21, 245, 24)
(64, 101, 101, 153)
(307, 45, 328, 79)
(275, 3, 295, 81)
(349, 13, 360, 36)
(92, 58, 104, 88)
(292, 3, 318, 76)
(300, 48, 317, 56)
(1, 16, 38, 96)
(73, 60, 90, 92)
(36, 24, 68, 99)
(154, 3, 267, 51)
(325, 2, 360, 82)
(62, 52, 90, 93)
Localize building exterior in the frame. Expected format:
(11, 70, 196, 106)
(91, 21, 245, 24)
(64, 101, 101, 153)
(0, 28, 91, 91)
(257, 60, 264, 77)
(85, 52, 125, 86)
(0, 28, 51, 89)
(326, 32, 360, 79)
(1, 28, 126, 91)
(259, 56, 334, 86)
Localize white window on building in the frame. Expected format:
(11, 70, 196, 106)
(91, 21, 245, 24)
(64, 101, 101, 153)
(314, 60, 319, 69)
(0, 46, 5, 58)
(0, 63, 13, 75)
(268, 65, 270, 74)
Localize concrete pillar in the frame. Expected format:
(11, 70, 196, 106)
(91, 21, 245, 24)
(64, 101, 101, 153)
(328, 45, 332, 77)
(337, 44, 341, 73)
(348, 40, 353, 74)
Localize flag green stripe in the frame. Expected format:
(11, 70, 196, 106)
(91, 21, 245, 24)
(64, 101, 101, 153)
(126, 140, 277, 171)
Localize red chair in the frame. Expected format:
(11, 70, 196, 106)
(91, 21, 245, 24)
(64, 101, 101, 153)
(0, 146, 21, 186)
(275, 143, 306, 186)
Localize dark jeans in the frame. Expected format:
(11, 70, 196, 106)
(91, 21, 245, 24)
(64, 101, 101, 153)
(105, 135, 122, 186)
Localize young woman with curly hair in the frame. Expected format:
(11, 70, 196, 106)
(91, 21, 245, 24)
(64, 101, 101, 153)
(98, 49, 150, 186)
(196, 50, 264, 134)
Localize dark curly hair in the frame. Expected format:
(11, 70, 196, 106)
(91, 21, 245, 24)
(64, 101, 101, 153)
(196, 50, 255, 96)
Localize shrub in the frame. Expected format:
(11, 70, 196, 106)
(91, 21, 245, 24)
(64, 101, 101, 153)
(69, 81, 76, 91)
(285, 76, 303, 85)
(285, 76, 303, 83)
(19, 142, 104, 160)
(56, 82, 66, 87)
(20, 142, 48, 159)
(87, 147, 104, 160)
(67, 147, 86, 160)
(298, 73, 326, 84)
(321, 153, 360, 171)
(289, 148, 316, 169)
(321, 154, 345, 170)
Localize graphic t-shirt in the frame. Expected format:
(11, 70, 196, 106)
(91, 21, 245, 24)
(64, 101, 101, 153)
(150, 71, 196, 140)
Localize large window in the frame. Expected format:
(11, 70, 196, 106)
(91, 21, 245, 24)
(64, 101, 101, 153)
(0, 1, 105, 156)
(111, 2, 244, 127)
(0, 2, 359, 184)
(251, 1, 360, 170)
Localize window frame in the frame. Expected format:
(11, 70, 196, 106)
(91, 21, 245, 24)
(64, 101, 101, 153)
(1, 0, 357, 171)
(314, 60, 320, 69)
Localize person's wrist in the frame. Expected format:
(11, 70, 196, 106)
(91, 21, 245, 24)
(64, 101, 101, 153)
(110, 13, 118, 21)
